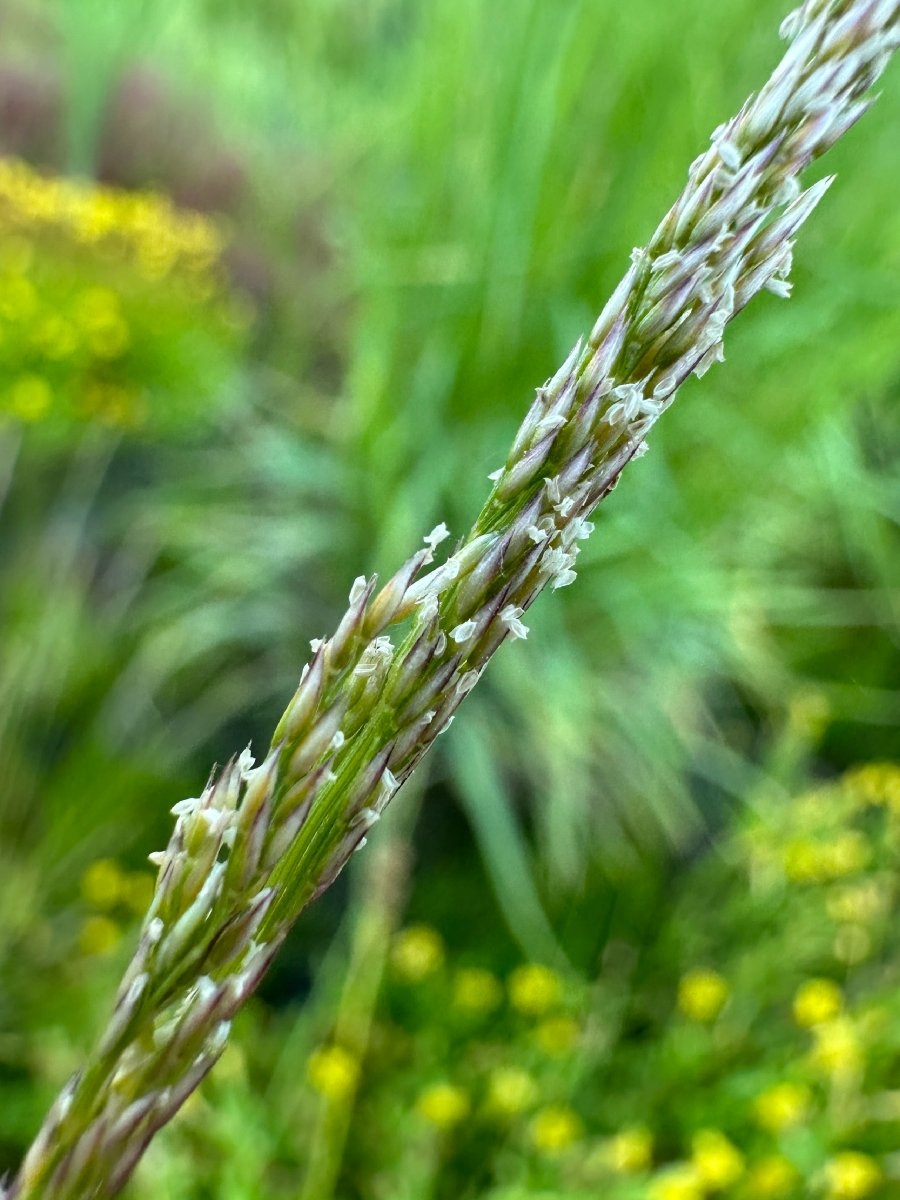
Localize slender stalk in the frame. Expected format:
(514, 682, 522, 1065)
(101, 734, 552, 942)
(8, 2, 899, 1196)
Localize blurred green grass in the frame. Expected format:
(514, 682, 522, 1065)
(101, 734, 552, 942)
(0, 0, 898, 1190)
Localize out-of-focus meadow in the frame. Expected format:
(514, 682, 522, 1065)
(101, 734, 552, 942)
(0, 0, 898, 1195)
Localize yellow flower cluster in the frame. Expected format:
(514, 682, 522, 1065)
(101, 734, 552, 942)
(745, 1155, 798, 1198)
(645, 1130, 744, 1199)
(77, 858, 156, 957)
(809, 1017, 863, 1077)
(416, 1082, 470, 1129)
(0, 157, 226, 283)
(0, 157, 244, 429)
(508, 963, 563, 1017)
(370, 755, 900, 1198)
(306, 1045, 360, 1102)
(691, 1129, 744, 1189)
(528, 1104, 583, 1154)
(825, 1151, 882, 1199)
(81, 858, 155, 915)
(78, 915, 122, 958)
(606, 1126, 653, 1173)
(783, 830, 870, 884)
(390, 942, 587, 1148)
(485, 1067, 538, 1117)
(390, 924, 445, 982)
(6, 373, 52, 422)
(752, 1081, 811, 1133)
(677, 968, 729, 1023)
(827, 880, 886, 925)
(648, 1163, 703, 1200)
(452, 966, 503, 1014)
(844, 762, 900, 811)
(532, 1014, 579, 1055)
(793, 978, 843, 1027)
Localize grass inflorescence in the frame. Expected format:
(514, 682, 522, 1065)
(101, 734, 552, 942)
(6, 2, 899, 1197)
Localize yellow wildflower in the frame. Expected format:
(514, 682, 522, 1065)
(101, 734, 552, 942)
(416, 1083, 469, 1130)
(74, 287, 130, 358)
(508, 963, 563, 1017)
(783, 831, 869, 883)
(692, 1129, 744, 1189)
(792, 787, 841, 829)
(71, 199, 113, 244)
(607, 1126, 653, 1173)
(80, 859, 125, 910)
(9, 375, 52, 421)
(825, 1151, 882, 1199)
(390, 924, 444, 982)
(137, 233, 178, 280)
(677, 968, 729, 1022)
(783, 839, 824, 882)
(529, 1105, 583, 1154)
(793, 978, 843, 1027)
(810, 1018, 862, 1076)
(0, 158, 229, 283)
(746, 1155, 799, 1198)
(485, 1067, 538, 1116)
(843, 762, 900, 810)
(452, 967, 502, 1014)
(753, 1081, 812, 1133)
(306, 1045, 359, 1102)
(533, 1015, 580, 1055)
(829, 832, 870, 876)
(78, 915, 122, 957)
(648, 1164, 704, 1200)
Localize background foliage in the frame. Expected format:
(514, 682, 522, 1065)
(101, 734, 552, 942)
(0, 0, 897, 1195)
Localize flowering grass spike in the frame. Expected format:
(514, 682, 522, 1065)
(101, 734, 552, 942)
(8, 1, 899, 1196)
